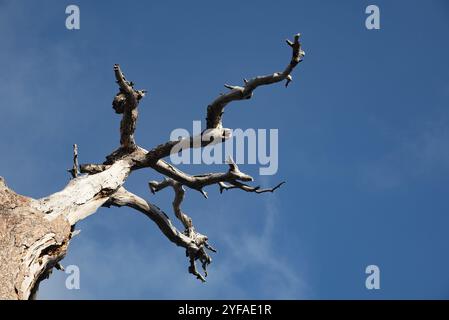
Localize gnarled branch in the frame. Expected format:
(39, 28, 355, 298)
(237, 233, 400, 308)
(206, 33, 304, 129)
(62, 34, 303, 282)
(68, 35, 304, 282)
(0, 34, 305, 298)
(150, 157, 253, 194)
(112, 64, 147, 150)
(107, 187, 214, 282)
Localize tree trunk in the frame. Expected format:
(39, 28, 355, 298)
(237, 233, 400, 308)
(0, 177, 71, 299)
(0, 160, 131, 299)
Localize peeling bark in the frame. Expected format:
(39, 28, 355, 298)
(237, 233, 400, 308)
(0, 34, 304, 299)
(0, 178, 71, 299)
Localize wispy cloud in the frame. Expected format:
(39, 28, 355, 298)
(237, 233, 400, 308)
(359, 114, 449, 189)
(218, 195, 306, 298)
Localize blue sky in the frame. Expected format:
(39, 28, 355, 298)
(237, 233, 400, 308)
(1, 0, 449, 299)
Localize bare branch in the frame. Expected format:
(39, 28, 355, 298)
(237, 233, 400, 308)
(37, 160, 132, 225)
(149, 178, 192, 231)
(67, 144, 79, 178)
(107, 187, 191, 247)
(142, 126, 232, 165)
(206, 33, 305, 129)
(112, 64, 147, 150)
(107, 187, 214, 282)
(219, 181, 286, 194)
(150, 158, 253, 193)
(108, 35, 305, 164)
(0, 33, 305, 298)
(113, 64, 136, 99)
(115, 35, 305, 166)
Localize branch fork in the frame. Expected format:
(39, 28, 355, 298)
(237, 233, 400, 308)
(6, 34, 304, 295)
(104, 34, 303, 282)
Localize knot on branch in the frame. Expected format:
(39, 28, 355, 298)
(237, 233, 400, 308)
(112, 92, 127, 114)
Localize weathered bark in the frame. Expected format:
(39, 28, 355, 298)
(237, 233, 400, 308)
(0, 158, 133, 299)
(0, 34, 304, 299)
(0, 177, 71, 300)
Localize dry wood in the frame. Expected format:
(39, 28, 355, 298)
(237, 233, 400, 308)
(0, 34, 304, 299)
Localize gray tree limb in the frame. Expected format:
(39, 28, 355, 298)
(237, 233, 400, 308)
(0, 34, 304, 299)
(206, 33, 304, 129)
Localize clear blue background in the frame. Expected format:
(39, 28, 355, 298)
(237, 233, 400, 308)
(0, 0, 448, 299)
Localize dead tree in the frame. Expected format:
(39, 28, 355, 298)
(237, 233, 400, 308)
(0, 34, 305, 299)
